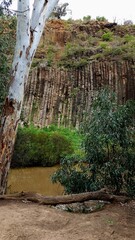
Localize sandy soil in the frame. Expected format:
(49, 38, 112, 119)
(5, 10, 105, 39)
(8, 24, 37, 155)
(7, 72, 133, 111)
(0, 200, 134, 240)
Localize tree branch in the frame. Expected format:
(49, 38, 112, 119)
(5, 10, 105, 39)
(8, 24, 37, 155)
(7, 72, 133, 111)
(29, 0, 58, 61)
(13, 8, 30, 14)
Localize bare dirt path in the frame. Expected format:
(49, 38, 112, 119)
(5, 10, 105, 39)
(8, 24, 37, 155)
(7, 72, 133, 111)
(0, 200, 134, 240)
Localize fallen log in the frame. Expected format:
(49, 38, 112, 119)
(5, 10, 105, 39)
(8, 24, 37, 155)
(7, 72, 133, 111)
(0, 189, 131, 205)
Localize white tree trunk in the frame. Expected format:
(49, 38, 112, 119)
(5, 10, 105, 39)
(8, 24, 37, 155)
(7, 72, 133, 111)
(0, 0, 58, 194)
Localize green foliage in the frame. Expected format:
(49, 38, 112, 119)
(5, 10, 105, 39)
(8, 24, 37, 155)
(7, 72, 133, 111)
(99, 42, 108, 49)
(103, 46, 124, 57)
(109, 47, 123, 56)
(64, 42, 83, 57)
(53, 88, 135, 196)
(42, 124, 82, 150)
(96, 16, 107, 21)
(58, 42, 90, 68)
(102, 31, 113, 41)
(11, 125, 82, 168)
(0, 16, 16, 113)
(33, 19, 135, 66)
(83, 15, 91, 22)
(46, 45, 56, 66)
(82, 89, 135, 195)
(124, 34, 135, 43)
(52, 155, 88, 194)
(74, 58, 89, 68)
(97, 34, 135, 59)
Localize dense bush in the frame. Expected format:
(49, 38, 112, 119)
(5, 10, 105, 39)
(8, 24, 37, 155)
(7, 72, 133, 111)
(102, 31, 113, 41)
(52, 88, 135, 196)
(11, 125, 82, 168)
(52, 154, 89, 194)
(96, 16, 107, 21)
(83, 15, 91, 22)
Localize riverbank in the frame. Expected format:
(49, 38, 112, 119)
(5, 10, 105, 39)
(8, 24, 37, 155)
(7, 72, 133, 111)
(0, 199, 134, 240)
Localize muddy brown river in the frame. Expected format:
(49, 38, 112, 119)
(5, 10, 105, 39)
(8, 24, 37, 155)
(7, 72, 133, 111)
(7, 166, 63, 196)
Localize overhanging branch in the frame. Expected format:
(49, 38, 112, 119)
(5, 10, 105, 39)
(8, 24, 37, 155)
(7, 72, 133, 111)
(12, 8, 30, 14)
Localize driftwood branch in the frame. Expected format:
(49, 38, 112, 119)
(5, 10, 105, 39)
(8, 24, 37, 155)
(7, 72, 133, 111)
(0, 189, 131, 205)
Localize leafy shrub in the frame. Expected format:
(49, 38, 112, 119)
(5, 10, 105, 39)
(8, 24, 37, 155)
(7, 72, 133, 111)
(102, 31, 113, 41)
(52, 154, 95, 194)
(105, 46, 123, 56)
(53, 88, 135, 196)
(96, 16, 107, 21)
(123, 34, 135, 43)
(42, 124, 82, 151)
(99, 42, 108, 49)
(46, 45, 56, 66)
(83, 15, 91, 22)
(11, 126, 76, 168)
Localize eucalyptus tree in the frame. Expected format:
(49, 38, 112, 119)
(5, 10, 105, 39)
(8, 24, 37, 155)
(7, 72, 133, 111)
(53, 2, 69, 19)
(0, 0, 58, 194)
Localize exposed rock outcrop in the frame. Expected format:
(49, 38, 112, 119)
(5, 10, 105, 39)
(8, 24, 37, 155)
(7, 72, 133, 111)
(22, 20, 135, 128)
(22, 60, 135, 128)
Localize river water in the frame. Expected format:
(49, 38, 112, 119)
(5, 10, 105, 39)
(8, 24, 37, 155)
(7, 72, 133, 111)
(7, 166, 63, 196)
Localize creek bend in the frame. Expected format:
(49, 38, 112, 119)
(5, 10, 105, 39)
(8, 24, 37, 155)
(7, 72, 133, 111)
(7, 166, 63, 196)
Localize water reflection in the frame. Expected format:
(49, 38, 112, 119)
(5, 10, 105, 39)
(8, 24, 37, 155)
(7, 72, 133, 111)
(7, 166, 63, 196)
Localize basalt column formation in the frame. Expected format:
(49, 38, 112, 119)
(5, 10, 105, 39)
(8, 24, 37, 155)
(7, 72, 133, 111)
(22, 60, 135, 128)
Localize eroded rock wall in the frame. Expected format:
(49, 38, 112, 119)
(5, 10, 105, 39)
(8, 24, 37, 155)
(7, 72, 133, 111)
(22, 60, 135, 128)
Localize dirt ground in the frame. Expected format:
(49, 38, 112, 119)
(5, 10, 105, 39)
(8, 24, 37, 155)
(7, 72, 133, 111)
(0, 200, 134, 240)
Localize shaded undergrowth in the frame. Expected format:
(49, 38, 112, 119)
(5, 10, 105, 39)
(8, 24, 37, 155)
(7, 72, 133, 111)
(11, 125, 83, 168)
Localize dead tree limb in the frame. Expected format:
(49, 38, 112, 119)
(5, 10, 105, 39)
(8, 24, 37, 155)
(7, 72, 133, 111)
(0, 189, 131, 205)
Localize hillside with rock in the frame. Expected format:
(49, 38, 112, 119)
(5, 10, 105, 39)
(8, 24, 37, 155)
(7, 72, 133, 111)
(22, 19, 135, 127)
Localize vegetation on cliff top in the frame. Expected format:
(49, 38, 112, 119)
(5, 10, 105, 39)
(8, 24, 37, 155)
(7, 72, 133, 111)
(34, 18, 135, 69)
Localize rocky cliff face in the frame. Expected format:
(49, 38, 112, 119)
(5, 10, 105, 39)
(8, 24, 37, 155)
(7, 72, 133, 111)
(22, 60, 135, 128)
(22, 20, 135, 127)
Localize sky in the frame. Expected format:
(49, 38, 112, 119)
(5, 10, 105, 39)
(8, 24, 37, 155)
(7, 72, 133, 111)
(60, 0, 135, 24)
(11, 0, 135, 24)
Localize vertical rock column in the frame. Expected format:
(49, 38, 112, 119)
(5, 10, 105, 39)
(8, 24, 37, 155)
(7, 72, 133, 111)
(22, 60, 135, 128)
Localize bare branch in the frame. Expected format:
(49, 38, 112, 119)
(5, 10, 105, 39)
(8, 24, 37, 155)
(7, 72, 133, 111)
(10, 8, 30, 14)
